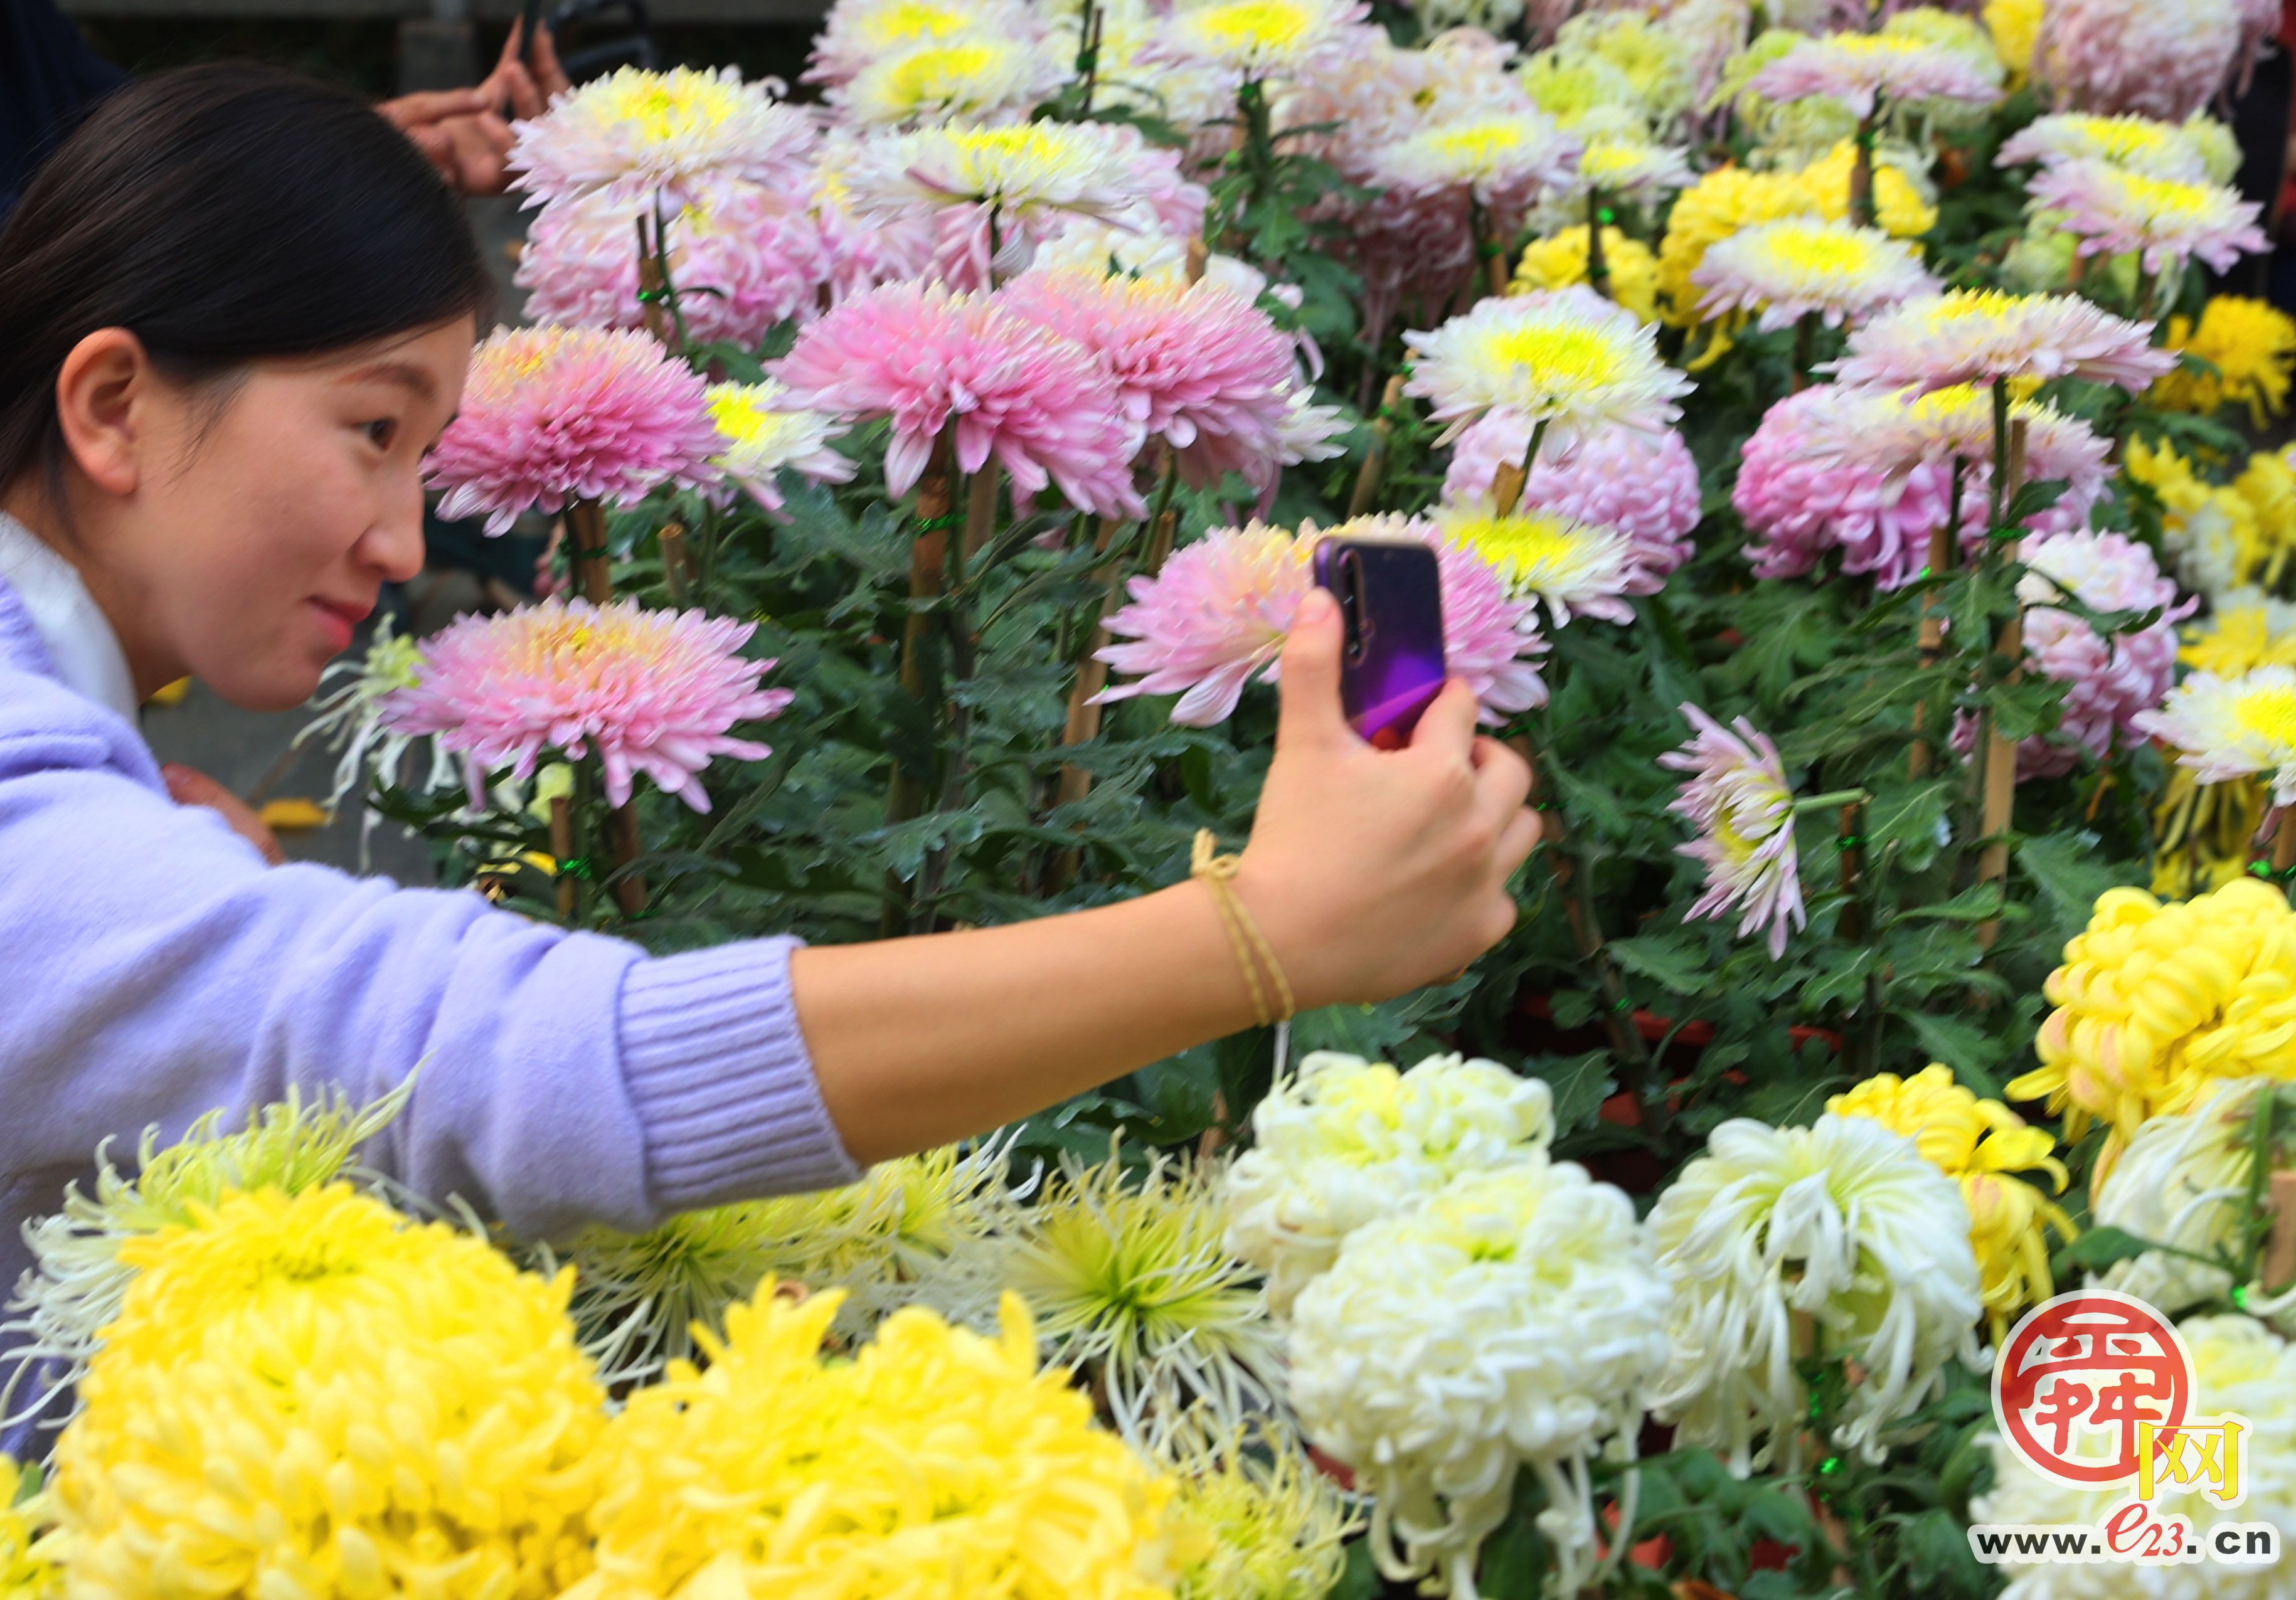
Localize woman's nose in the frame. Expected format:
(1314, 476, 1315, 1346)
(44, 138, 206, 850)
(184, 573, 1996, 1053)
(363, 490, 428, 584)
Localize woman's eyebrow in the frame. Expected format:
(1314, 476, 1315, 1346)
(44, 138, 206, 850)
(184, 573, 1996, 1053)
(342, 360, 439, 401)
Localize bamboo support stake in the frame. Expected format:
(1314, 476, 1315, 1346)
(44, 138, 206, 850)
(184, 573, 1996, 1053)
(1975, 419, 2029, 949)
(2266, 1170, 2296, 1292)
(960, 465, 1001, 560)
(634, 215, 676, 351)
(548, 797, 577, 919)
(658, 521, 691, 607)
(1908, 507, 1957, 779)
(1347, 373, 1409, 519)
(565, 499, 613, 606)
(604, 800, 649, 917)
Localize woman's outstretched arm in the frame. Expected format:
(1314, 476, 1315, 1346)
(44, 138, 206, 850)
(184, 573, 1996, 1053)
(797, 591, 1539, 1161)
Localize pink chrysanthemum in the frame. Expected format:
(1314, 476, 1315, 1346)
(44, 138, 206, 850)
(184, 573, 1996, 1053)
(518, 176, 831, 348)
(804, 0, 1039, 87)
(379, 598, 792, 812)
(1000, 267, 1299, 494)
(1094, 516, 1548, 726)
(508, 66, 817, 207)
(2026, 159, 2268, 275)
(1660, 704, 1805, 960)
(1824, 290, 2175, 394)
(1312, 515, 1550, 721)
(811, 157, 938, 302)
(1746, 31, 2005, 119)
(426, 326, 725, 535)
(770, 281, 1145, 518)
(1950, 531, 2192, 778)
(1092, 522, 1314, 726)
(1443, 411, 1700, 592)
(2038, 0, 2243, 122)
(1735, 383, 2112, 590)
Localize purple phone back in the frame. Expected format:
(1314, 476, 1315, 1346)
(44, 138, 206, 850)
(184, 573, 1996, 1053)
(1312, 538, 1447, 750)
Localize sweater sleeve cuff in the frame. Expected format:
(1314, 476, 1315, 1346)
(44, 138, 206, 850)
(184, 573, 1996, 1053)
(617, 936, 863, 1212)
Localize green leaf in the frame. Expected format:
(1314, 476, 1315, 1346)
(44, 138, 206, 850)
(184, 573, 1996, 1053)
(1903, 1012, 2009, 1100)
(1895, 882, 2006, 923)
(1527, 1049, 1613, 1134)
(2051, 1225, 2160, 1280)
(1606, 930, 1711, 996)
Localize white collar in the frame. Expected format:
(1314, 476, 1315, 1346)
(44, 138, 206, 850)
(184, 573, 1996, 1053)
(0, 512, 141, 724)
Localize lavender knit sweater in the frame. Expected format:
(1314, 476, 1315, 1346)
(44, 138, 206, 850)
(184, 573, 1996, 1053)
(0, 575, 859, 1350)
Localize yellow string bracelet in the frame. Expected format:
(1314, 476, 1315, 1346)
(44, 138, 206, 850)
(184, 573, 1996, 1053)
(1189, 829, 1296, 1028)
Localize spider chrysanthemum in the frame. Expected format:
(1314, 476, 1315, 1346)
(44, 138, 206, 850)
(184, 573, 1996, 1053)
(425, 325, 726, 534)
(1824, 288, 2176, 393)
(378, 598, 792, 813)
(1693, 216, 1937, 332)
(508, 65, 817, 206)
(1000, 1147, 1282, 1449)
(772, 280, 1146, 517)
(1402, 285, 1693, 452)
(1660, 704, 1805, 960)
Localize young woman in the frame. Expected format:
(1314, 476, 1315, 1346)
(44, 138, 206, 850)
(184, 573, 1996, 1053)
(0, 68, 1538, 1328)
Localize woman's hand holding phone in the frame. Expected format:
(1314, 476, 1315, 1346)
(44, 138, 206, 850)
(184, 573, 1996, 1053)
(1233, 588, 1539, 1010)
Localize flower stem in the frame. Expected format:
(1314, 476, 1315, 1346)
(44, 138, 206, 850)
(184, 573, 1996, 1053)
(565, 497, 613, 605)
(1583, 189, 1610, 300)
(1791, 310, 1817, 393)
(1974, 416, 2029, 950)
(1849, 108, 1878, 229)
(1794, 788, 1871, 813)
(881, 433, 958, 935)
(1346, 373, 1408, 518)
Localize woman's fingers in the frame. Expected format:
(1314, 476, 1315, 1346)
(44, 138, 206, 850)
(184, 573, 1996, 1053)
(1408, 677, 1480, 766)
(1496, 806, 1543, 877)
(1273, 589, 1353, 758)
(375, 87, 489, 132)
(1469, 735, 1533, 816)
(161, 763, 287, 867)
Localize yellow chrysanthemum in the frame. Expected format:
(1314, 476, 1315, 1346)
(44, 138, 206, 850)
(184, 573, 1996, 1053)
(48, 1185, 603, 1599)
(2126, 433, 2267, 597)
(2154, 600, 2296, 897)
(2011, 880, 2296, 1177)
(1518, 54, 1637, 129)
(1981, 0, 2041, 87)
(1511, 225, 1661, 322)
(1828, 1065, 2076, 1342)
(1160, 0, 1353, 77)
(1, 1460, 55, 1600)
(568, 1285, 1181, 1600)
(1792, 139, 1938, 238)
(2154, 297, 2296, 428)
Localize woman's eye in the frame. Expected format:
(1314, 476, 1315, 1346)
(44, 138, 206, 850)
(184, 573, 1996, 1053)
(363, 419, 397, 449)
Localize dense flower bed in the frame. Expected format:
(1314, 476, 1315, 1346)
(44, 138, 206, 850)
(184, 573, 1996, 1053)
(16, 0, 2296, 1594)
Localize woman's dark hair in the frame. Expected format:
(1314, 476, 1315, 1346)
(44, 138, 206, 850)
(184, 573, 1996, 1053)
(0, 63, 492, 496)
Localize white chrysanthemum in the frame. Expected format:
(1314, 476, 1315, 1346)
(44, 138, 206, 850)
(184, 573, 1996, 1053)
(1432, 504, 1638, 627)
(806, 0, 1036, 85)
(1826, 289, 2176, 393)
(508, 65, 817, 206)
(2136, 665, 2296, 804)
(1154, 0, 1368, 82)
(1997, 112, 2218, 182)
(1693, 217, 1938, 332)
(1647, 1115, 1984, 1474)
(840, 118, 1156, 226)
(1275, 383, 1351, 467)
(1224, 1051, 1553, 1313)
(1288, 1164, 1672, 1600)
(1376, 110, 1581, 204)
(1402, 285, 1693, 452)
(294, 617, 460, 817)
(2092, 1079, 2285, 1320)
(996, 1147, 1283, 1451)
(1971, 1313, 2296, 1600)
(0, 1078, 414, 1433)
(829, 31, 1065, 129)
(1565, 130, 1696, 200)
(705, 380, 855, 512)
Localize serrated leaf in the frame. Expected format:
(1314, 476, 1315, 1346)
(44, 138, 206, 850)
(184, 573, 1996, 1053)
(1606, 930, 1711, 996)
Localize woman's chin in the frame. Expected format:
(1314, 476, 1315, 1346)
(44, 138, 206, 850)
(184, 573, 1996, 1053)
(205, 658, 328, 715)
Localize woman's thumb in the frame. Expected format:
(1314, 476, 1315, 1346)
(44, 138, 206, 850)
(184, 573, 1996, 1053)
(1275, 587, 1348, 751)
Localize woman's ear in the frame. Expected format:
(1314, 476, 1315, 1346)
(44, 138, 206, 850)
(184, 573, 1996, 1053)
(51, 327, 153, 498)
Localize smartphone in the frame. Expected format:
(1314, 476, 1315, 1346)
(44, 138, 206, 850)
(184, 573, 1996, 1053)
(1312, 537, 1447, 750)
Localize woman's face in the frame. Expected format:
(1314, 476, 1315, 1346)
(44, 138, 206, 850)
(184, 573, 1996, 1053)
(62, 317, 475, 711)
